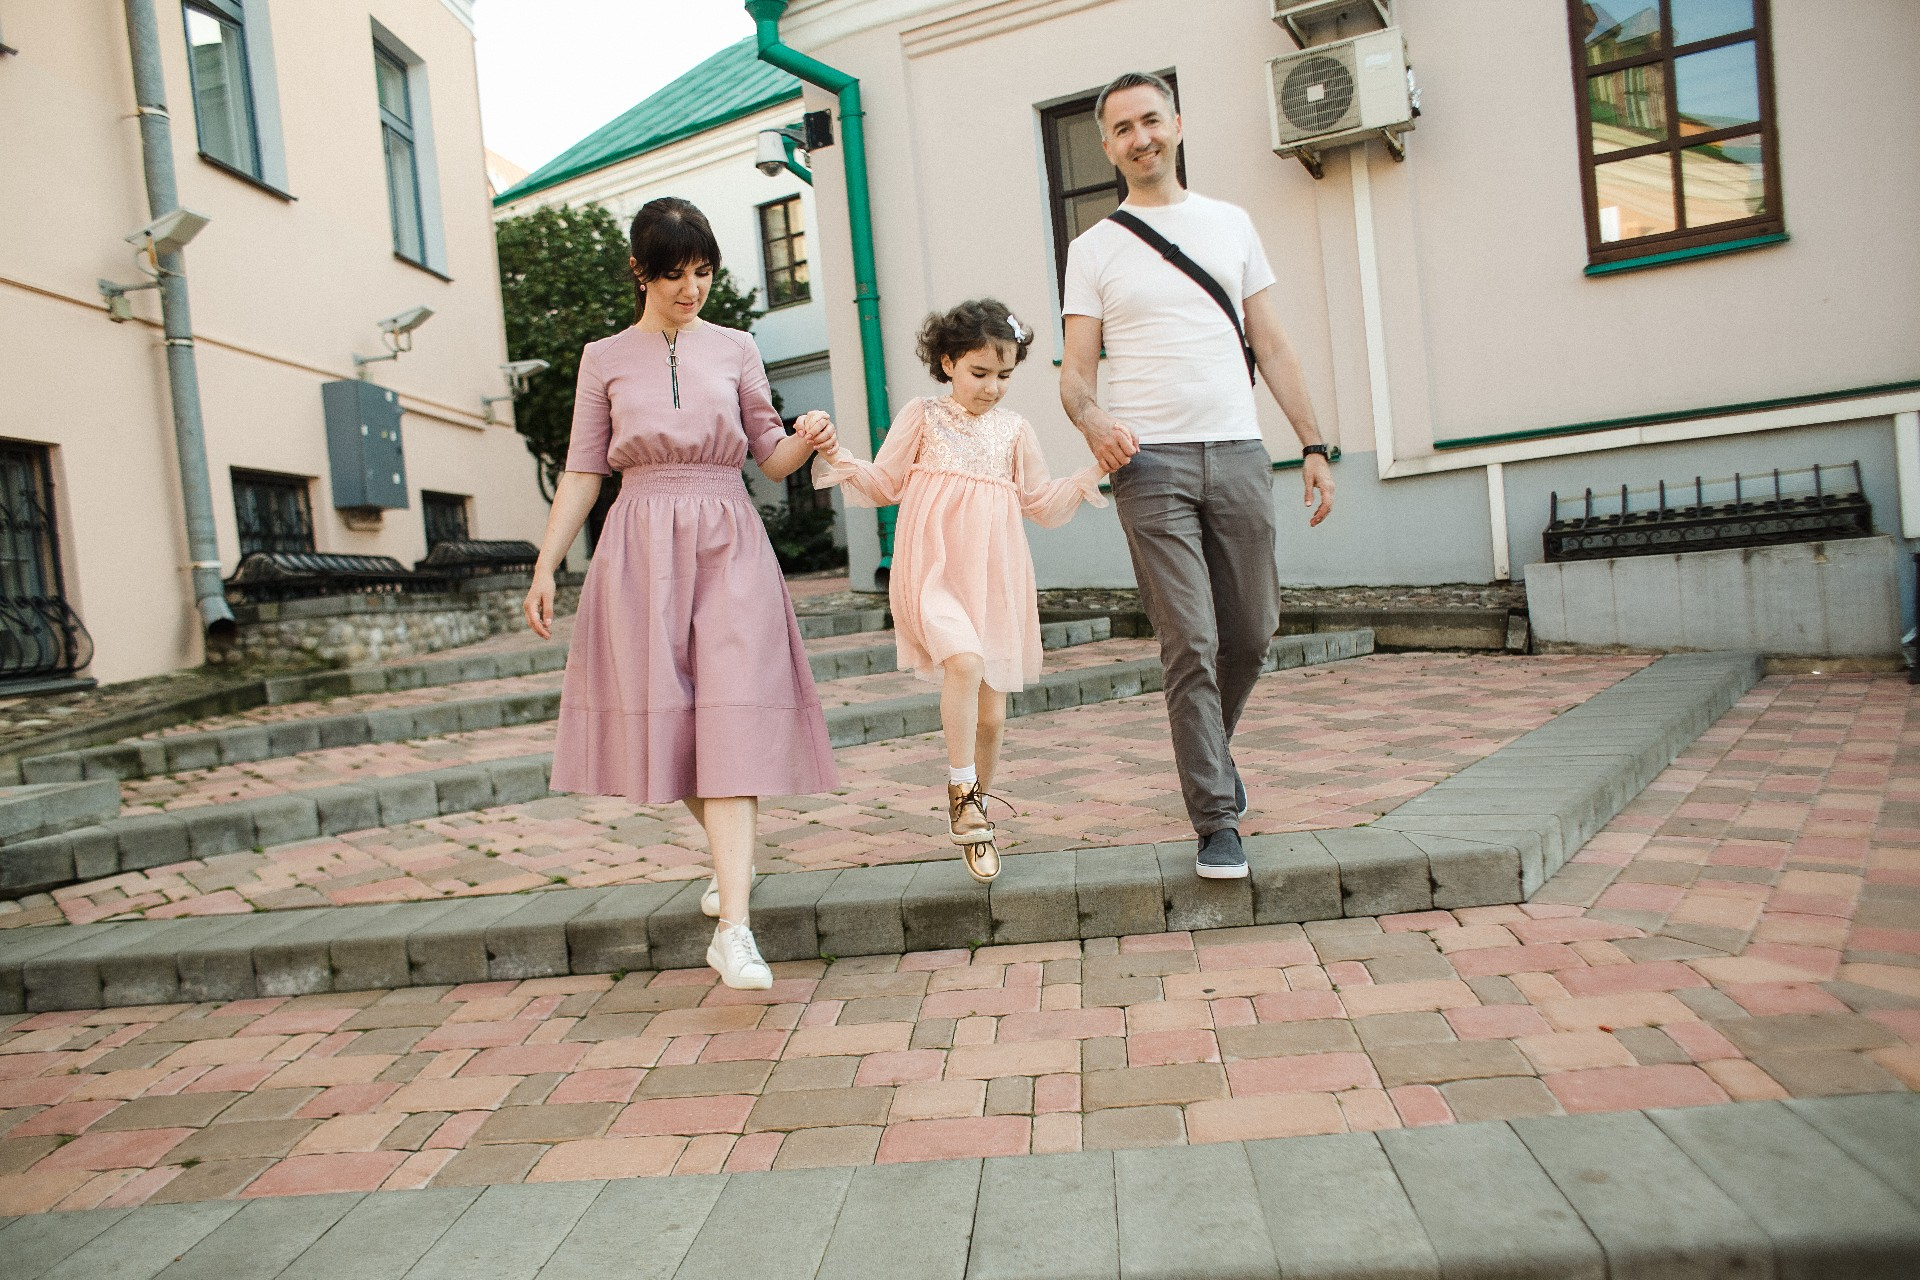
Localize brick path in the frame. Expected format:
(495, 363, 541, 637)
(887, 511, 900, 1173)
(1, 671, 1910, 1215)
(3, 654, 1641, 926)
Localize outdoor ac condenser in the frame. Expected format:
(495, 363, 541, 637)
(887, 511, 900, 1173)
(1266, 27, 1414, 170)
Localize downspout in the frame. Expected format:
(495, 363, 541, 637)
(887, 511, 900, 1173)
(746, 0, 894, 565)
(778, 130, 812, 184)
(123, 0, 235, 637)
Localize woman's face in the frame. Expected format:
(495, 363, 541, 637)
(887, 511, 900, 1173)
(941, 343, 1017, 415)
(636, 257, 713, 327)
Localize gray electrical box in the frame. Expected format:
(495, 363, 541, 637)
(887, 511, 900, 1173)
(321, 380, 409, 509)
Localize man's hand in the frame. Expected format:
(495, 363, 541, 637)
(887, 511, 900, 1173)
(1085, 418, 1140, 474)
(1302, 453, 1335, 527)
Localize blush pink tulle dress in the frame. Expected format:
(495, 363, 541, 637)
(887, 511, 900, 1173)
(813, 395, 1106, 693)
(549, 322, 836, 803)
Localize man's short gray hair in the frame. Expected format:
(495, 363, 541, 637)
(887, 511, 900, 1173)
(1095, 71, 1177, 129)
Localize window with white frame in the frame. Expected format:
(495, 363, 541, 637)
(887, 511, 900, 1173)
(375, 43, 428, 265)
(181, 0, 287, 191)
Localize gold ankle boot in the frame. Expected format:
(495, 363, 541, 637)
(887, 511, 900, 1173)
(947, 781, 994, 845)
(963, 836, 1001, 883)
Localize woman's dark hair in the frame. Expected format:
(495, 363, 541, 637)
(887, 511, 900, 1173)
(915, 298, 1033, 383)
(629, 197, 721, 313)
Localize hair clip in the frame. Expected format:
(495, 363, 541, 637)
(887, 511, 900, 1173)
(1006, 312, 1029, 344)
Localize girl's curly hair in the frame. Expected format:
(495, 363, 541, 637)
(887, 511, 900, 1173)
(915, 298, 1033, 383)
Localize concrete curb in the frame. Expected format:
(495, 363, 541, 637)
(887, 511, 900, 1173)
(0, 1096, 1911, 1277)
(0, 780, 119, 847)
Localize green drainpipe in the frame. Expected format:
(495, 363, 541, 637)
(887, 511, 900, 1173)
(746, 0, 894, 567)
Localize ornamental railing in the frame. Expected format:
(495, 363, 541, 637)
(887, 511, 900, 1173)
(1544, 461, 1872, 563)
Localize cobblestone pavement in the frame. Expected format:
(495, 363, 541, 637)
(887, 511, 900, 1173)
(0, 672, 1911, 1215)
(4, 654, 1642, 925)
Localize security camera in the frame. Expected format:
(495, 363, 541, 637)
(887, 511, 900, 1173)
(756, 130, 790, 177)
(126, 207, 211, 258)
(378, 305, 434, 336)
(502, 358, 550, 380)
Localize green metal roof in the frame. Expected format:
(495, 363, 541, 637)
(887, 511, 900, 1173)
(494, 37, 801, 205)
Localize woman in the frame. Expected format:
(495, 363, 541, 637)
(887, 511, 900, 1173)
(523, 197, 835, 990)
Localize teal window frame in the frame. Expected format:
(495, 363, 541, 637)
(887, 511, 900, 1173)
(182, 0, 262, 180)
(375, 42, 428, 266)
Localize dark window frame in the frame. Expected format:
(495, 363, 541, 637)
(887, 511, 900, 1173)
(0, 443, 67, 605)
(232, 468, 315, 556)
(421, 490, 470, 549)
(374, 41, 429, 267)
(182, 0, 263, 180)
(1566, 1, 1784, 268)
(1039, 73, 1186, 292)
(757, 194, 811, 309)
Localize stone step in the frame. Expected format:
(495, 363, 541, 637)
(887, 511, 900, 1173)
(0, 780, 119, 846)
(0, 648, 1761, 1013)
(17, 619, 1114, 788)
(0, 630, 1362, 902)
(0, 1096, 1910, 1277)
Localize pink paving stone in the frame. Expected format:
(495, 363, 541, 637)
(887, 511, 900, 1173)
(1449, 944, 1586, 979)
(98, 1166, 183, 1209)
(246, 1007, 357, 1036)
(673, 1134, 735, 1176)
(424, 1111, 491, 1149)
(297, 1082, 399, 1117)
(414, 1021, 538, 1052)
(381, 1149, 455, 1191)
(1544, 1064, 1731, 1114)
(699, 1030, 791, 1062)
(1742, 942, 1844, 979)
(1127, 1029, 1220, 1068)
(7, 1100, 119, 1137)
(1661, 1022, 1743, 1062)
(891, 1080, 987, 1121)
(1034, 1073, 1081, 1114)
(1251, 991, 1347, 1023)
(0, 1076, 83, 1108)
(547, 1069, 646, 1106)
(1338, 1088, 1402, 1132)
(241, 1151, 409, 1198)
(1197, 942, 1318, 970)
(1211, 998, 1256, 1028)
(798, 1002, 844, 1028)
(528, 1136, 686, 1183)
(658, 1036, 711, 1066)
(1554, 961, 1709, 997)
(1324, 961, 1372, 988)
(876, 1115, 1032, 1164)
(1381, 911, 1458, 933)
(704, 978, 818, 1007)
(459, 1043, 589, 1076)
(1121, 932, 1195, 953)
(723, 1131, 783, 1172)
(1389, 1085, 1454, 1127)
(613, 1094, 757, 1138)
(1596, 882, 1688, 912)
(898, 949, 973, 972)
(855, 1050, 948, 1086)
(1505, 918, 1646, 945)
(997, 1008, 1126, 1043)
(1721, 982, 1851, 1016)
(1227, 1053, 1379, 1096)
(1868, 1010, 1920, 1044)
(1445, 1004, 1553, 1040)
(33, 1127, 193, 1171)
(920, 987, 1043, 1019)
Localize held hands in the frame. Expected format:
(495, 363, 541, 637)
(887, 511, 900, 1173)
(794, 410, 837, 457)
(1302, 453, 1335, 527)
(522, 568, 555, 640)
(1084, 417, 1140, 474)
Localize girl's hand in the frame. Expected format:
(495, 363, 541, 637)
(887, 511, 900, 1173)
(795, 411, 836, 455)
(523, 568, 556, 639)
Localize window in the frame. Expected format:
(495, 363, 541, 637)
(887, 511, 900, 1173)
(375, 43, 428, 265)
(758, 196, 810, 308)
(0, 443, 91, 681)
(1040, 76, 1184, 290)
(421, 491, 469, 549)
(232, 470, 314, 556)
(1569, 1, 1782, 267)
(183, 1, 260, 178)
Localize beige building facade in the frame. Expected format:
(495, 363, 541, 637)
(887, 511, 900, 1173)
(767, 0, 1920, 623)
(0, 0, 548, 686)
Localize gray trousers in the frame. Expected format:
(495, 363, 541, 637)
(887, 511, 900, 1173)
(1108, 441, 1280, 837)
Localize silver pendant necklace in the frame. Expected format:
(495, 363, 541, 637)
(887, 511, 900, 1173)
(664, 329, 680, 409)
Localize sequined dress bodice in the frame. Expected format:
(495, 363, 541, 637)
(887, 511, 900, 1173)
(916, 396, 1020, 484)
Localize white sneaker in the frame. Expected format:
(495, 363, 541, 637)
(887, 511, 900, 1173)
(700, 875, 754, 919)
(707, 921, 773, 990)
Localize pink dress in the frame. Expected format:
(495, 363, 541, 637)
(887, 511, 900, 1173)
(550, 323, 836, 803)
(814, 395, 1105, 692)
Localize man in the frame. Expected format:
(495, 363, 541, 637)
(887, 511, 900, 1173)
(1060, 71, 1334, 880)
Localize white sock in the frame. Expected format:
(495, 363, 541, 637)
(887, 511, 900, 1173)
(948, 764, 977, 787)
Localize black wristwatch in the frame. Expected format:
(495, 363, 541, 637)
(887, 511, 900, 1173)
(1301, 444, 1330, 460)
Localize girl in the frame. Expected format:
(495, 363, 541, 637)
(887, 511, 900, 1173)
(523, 197, 835, 990)
(808, 299, 1105, 882)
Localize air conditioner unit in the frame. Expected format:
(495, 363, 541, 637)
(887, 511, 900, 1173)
(1266, 26, 1414, 176)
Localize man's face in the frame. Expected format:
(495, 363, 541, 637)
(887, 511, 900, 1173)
(1099, 85, 1181, 188)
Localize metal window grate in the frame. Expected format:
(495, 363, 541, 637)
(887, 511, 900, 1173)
(0, 443, 93, 680)
(421, 491, 469, 549)
(1544, 461, 1872, 562)
(233, 469, 314, 556)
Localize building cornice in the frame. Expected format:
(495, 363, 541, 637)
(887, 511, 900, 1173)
(440, 0, 476, 36)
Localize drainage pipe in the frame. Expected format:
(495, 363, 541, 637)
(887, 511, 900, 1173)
(746, 0, 894, 563)
(122, 0, 235, 638)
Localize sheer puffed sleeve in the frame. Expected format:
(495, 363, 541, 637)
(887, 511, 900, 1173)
(1013, 419, 1106, 528)
(736, 331, 789, 467)
(811, 396, 927, 507)
(562, 342, 613, 475)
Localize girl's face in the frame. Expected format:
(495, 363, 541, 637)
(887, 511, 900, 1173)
(941, 343, 1017, 415)
(635, 257, 713, 327)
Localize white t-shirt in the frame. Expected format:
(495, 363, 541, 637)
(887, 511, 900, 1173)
(1061, 192, 1276, 445)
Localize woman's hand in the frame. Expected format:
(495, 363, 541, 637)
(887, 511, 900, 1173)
(795, 411, 837, 456)
(523, 568, 556, 639)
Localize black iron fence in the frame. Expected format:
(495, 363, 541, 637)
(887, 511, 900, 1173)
(0, 444, 93, 681)
(224, 551, 445, 603)
(1545, 461, 1872, 563)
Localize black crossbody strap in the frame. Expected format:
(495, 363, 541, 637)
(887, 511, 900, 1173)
(1107, 209, 1257, 385)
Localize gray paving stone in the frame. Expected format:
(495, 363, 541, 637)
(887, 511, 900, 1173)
(1651, 1100, 1920, 1279)
(1115, 1142, 1278, 1278)
(817, 1157, 980, 1280)
(968, 1150, 1117, 1280)
(1245, 1131, 1438, 1279)
(565, 881, 681, 975)
(989, 849, 1077, 945)
(903, 859, 993, 952)
(645, 880, 721, 972)
(330, 901, 461, 992)
(431, 765, 495, 816)
(278, 1186, 482, 1280)
(316, 717, 372, 750)
(1318, 827, 1433, 918)
(409, 895, 526, 987)
(747, 868, 834, 963)
(177, 912, 311, 1003)
(180, 803, 256, 858)
(22, 925, 142, 1011)
(69, 824, 122, 882)
(162, 735, 221, 774)
(485, 888, 604, 980)
(456, 699, 506, 733)
(1246, 832, 1342, 925)
(249, 793, 321, 847)
(1381, 1119, 1605, 1279)
(675, 1166, 854, 1280)
(254, 908, 351, 997)
(110, 813, 190, 872)
(96, 918, 217, 1007)
(1075, 844, 1164, 939)
(156, 1193, 361, 1280)
(0, 1205, 127, 1280)
(1512, 1110, 1771, 1279)
(314, 786, 381, 837)
(217, 725, 273, 765)
(267, 721, 323, 757)
(407, 1180, 601, 1280)
(1786, 1094, 1920, 1210)
(0, 833, 73, 896)
(363, 708, 417, 743)
(365, 774, 439, 826)
(1374, 814, 1562, 890)
(535, 1174, 727, 1280)
(485, 756, 550, 807)
(817, 862, 914, 958)
(38, 1200, 241, 1280)
(1156, 840, 1254, 933)
(1405, 832, 1524, 909)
